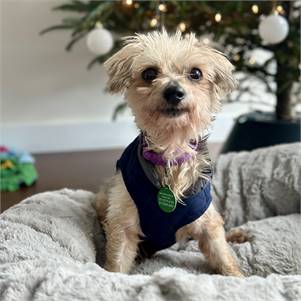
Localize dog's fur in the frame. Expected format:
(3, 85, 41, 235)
(95, 30, 243, 276)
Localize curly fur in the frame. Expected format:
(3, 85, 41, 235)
(96, 30, 243, 277)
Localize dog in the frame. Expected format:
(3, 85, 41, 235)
(95, 30, 243, 277)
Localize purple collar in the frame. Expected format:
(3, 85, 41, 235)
(142, 136, 202, 167)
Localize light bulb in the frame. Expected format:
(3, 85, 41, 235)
(124, 0, 133, 5)
(276, 5, 284, 14)
(248, 57, 256, 65)
(233, 54, 240, 61)
(178, 22, 186, 32)
(215, 13, 222, 23)
(95, 22, 102, 29)
(150, 18, 158, 28)
(202, 38, 210, 45)
(251, 4, 259, 14)
(158, 4, 167, 12)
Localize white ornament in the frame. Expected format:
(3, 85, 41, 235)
(259, 14, 289, 44)
(86, 27, 113, 55)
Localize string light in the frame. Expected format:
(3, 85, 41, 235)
(158, 3, 167, 12)
(248, 57, 256, 65)
(178, 22, 187, 32)
(233, 54, 240, 61)
(251, 4, 259, 14)
(276, 5, 284, 14)
(202, 38, 210, 45)
(214, 13, 222, 23)
(95, 21, 102, 28)
(124, 0, 133, 5)
(150, 18, 158, 28)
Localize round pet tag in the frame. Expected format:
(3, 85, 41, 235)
(157, 186, 176, 213)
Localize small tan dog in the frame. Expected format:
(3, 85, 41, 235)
(96, 30, 243, 277)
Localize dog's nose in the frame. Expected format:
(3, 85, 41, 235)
(163, 83, 186, 106)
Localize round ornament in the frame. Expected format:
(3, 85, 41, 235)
(86, 27, 113, 55)
(157, 186, 177, 213)
(259, 14, 289, 44)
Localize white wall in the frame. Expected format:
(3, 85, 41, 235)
(0, 0, 139, 152)
(1, 0, 125, 125)
(0, 0, 274, 153)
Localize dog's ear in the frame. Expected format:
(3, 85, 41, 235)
(104, 40, 141, 94)
(209, 48, 237, 99)
(195, 43, 237, 100)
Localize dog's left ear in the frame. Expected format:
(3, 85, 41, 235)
(104, 39, 141, 94)
(197, 44, 237, 100)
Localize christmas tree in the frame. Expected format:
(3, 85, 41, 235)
(41, 0, 300, 120)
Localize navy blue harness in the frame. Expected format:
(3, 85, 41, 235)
(116, 135, 212, 257)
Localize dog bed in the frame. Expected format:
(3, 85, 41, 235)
(0, 143, 300, 301)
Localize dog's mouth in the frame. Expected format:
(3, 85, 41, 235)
(161, 107, 189, 118)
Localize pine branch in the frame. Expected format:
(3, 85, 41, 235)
(40, 24, 74, 35)
(41, 0, 300, 120)
(113, 102, 127, 120)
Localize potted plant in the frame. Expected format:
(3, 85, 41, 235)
(41, 0, 300, 152)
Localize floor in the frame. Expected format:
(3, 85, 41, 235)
(0, 143, 221, 213)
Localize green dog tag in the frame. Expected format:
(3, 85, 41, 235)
(157, 186, 176, 213)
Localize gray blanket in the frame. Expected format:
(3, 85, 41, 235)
(0, 143, 300, 301)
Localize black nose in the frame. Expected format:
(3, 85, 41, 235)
(163, 83, 186, 106)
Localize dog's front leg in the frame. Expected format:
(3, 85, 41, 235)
(104, 221, 138, 273)
(198, 208, 243, 277)
(99, 174, 140, 273)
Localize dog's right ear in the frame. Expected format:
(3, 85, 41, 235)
(104, 41, 141, 94)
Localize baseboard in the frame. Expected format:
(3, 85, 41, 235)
(1, 117, 234, 153)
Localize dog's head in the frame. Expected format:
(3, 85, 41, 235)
(104, 30, 236, 148)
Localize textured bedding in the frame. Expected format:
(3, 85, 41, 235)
(0, 143, 300, 301)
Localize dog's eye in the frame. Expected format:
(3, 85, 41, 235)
(142, 68, 158, 81)
(189, 68, 203, 81)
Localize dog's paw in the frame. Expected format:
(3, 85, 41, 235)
(224, 269, 245, 278)
(229, 270, 245, 278)
(226, 228, 249, 244)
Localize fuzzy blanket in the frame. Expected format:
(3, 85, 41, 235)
(0, 143, 300, 301)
